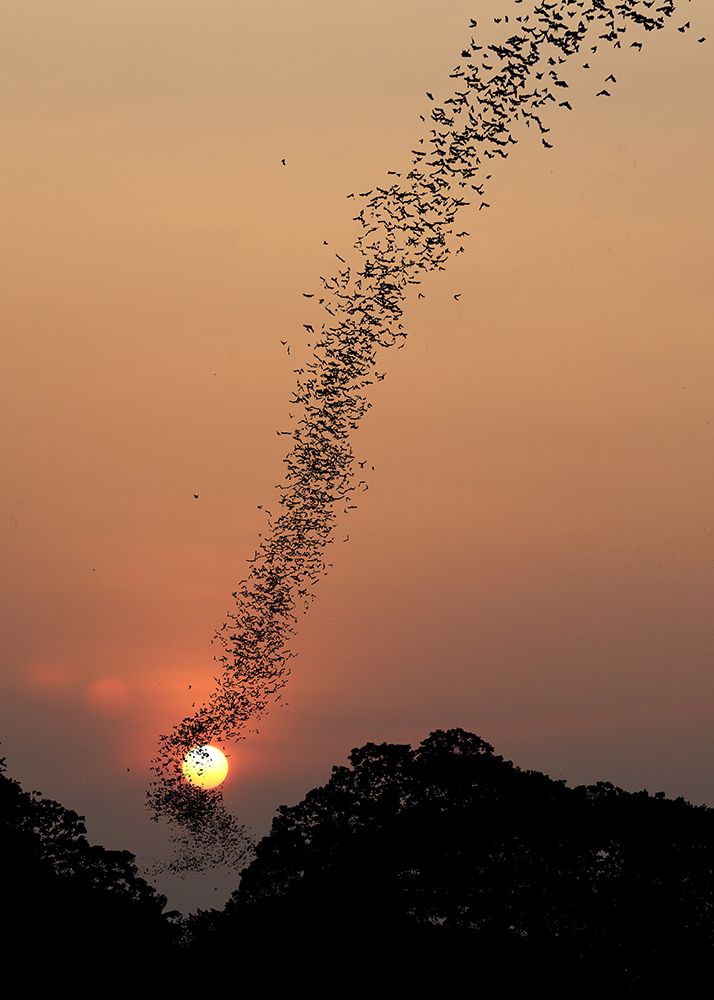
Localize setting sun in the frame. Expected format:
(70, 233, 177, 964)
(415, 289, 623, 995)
(182, 745, 229, 790)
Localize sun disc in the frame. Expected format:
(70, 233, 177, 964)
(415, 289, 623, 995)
(182, 745, 229, 789)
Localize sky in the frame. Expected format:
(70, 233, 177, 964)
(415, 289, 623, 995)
(2, 0, 713, 911)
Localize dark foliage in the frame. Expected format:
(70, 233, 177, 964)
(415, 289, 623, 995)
(3, 732, 712, 987)
(185, 729, 714, 988)
(0, 755, 178, 977)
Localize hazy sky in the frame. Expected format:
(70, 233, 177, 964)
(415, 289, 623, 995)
(2, 1, 713, 911)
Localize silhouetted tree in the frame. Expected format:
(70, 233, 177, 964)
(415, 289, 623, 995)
(0, 754, 179, 977)
(5, 733, 712, 988)
(186, 729, 714, 988)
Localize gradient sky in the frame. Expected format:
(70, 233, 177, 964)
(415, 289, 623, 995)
(2, 1, 713, 911)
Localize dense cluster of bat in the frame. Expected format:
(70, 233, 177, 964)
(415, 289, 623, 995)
(146, 0, 701, 872)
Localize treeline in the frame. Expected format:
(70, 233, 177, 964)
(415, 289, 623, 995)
(0, 752, 178, 974)
(2, 730, 712, 987)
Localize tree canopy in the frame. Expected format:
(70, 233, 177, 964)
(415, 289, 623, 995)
(0, 754, 178, 975)
(187, 729, 714, 987)
(2, 731, 712, 988)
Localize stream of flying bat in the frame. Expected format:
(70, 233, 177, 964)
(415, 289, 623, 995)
(146, 0, 703, 873)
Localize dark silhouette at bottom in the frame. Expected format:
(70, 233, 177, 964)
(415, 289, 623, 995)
(186, 729, 713, 988)
(0, 752, 178, 980)
(2, 730, 712, 986)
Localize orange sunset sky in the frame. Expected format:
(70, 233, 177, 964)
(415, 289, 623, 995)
(2, 1, 713, 910)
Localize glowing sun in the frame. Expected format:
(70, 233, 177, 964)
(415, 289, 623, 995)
(182, 745, 229, 789)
